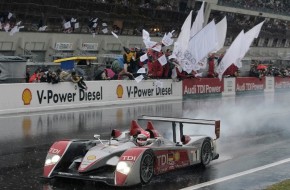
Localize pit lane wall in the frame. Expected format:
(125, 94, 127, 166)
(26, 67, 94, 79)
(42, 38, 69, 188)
(0, 80, 182, 115)
(182, 76, 289, 97)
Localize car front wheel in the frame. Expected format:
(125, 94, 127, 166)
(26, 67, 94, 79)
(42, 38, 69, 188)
(140, 150, 154, 184)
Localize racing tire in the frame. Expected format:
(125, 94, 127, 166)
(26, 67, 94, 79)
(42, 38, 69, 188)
(200, 139, 212, 167)
(140, 150, 154, 184)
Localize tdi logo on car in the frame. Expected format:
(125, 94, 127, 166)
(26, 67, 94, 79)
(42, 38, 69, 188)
(49, 148, 61, 154)
(121, 156, 136, 161)
(157, 152, 180, 166)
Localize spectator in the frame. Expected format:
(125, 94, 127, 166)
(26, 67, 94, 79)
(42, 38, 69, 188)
(39, 69, 48, 82)
(26, 67, 30, 83)
(118, 47, 135, 79)
(50, 71, 60, 84)
(111, 57, 124, 75)
(123, 47, 138, 74)
(147, 49, 164, 79)
(29, 69, 40, 83)
(71, 71, 87, 90)
(169, 58, 198, 80)
(249, 63, 260, 78)
(223, 64, 239, 77)
(104, 68, 116, 79)
(207, 54, 218, 78)
(57, 69, 71, 82)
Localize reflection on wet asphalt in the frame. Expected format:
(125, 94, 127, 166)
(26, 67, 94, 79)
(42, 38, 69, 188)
(1, 93, 290, 189)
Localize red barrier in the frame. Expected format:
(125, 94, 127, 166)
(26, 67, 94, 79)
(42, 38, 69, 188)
(236, 77, 265, 92)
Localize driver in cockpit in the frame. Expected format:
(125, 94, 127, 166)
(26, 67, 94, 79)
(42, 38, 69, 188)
(136, 133, 151, 146)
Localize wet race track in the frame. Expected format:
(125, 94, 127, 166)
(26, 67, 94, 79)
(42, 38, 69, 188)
(1, 92, 290, 190)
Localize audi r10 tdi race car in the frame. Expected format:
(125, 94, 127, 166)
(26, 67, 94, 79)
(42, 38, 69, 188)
(42, 115, 220, 186)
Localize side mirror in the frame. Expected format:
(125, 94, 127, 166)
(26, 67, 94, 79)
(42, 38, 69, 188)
(94, 134, 103, 144)
(94, 134, 100, 139)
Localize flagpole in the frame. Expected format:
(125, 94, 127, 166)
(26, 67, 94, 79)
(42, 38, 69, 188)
(111, 32, 125, 47)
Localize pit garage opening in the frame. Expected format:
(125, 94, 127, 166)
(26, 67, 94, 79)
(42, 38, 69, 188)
(0, 56, 26, 83)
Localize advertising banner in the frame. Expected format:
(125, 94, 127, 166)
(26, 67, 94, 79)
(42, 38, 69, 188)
(236, 77, 265, 92)
(0, 80, 182, 114)
(274, 77, 290, 89)
(183, 78, 223, 95)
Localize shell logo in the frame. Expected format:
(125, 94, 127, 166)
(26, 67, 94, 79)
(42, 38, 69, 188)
(22, 88, 32, 105)
(174, 152, 180, 161)
(116, 84, 123, 98)
(87, 155, 96, 160)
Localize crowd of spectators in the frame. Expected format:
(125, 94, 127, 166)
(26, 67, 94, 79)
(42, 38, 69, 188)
(249, 61, 290, 79)
(27, 67, 88, 90)
(26, 45, 203, 85)
(1, 0, 290, 43)
(95, 46, 200, 81)
(218, 0, 290, 16)
(3, 0, 290, 82)
(0, 0, 197, 36)
(31, 53, 290, 83)
(0, 12, 17, 32)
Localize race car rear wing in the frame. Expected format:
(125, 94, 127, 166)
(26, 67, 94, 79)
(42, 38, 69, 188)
(138, 115, 220, 142)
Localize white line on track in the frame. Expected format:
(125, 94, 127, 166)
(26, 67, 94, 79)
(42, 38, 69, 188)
(180, 157, 290, 190)
(0, 100, 182, 119)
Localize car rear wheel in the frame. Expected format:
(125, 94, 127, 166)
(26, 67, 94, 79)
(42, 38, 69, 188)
(140, 150, 154, 184)
(201, 139, 212, 167)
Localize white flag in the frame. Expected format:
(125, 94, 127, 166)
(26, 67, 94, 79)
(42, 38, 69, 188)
(142, 29, 150, 41)
(216, 30, 245, 80)
(93, 23, 97, 28)
(213, 16, 227, 52)
(190, 1, 205, 38)
(137, 68, 146, 73)
(152, 44, 162, 52)
(102, 23, 107, 27)
(162, 32, 174, 46)
(8, 12, 13, 19)
(158, 54, 167, 66)
(238, 20, 265, 66)
(92, 18, 98, 22)
(10, 25, 22, 36)
(184, 20, 217, 72)
(135, 75, 144, 83)
(168, 54, 177, 60)
(144, 39, 157, 49)
(102, 28, 108, 33)
(64, 21, 71, 29)
(74, 22, 79, 29)
(71, 18, 77, 22)
(173, 10, 192, 56)
(39, 25, 47, 31)
(140, 53, 148, 62)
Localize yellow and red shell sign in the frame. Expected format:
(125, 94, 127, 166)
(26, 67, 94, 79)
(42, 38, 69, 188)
(116, 84, 123, 98)
(22, 88, 32, 105)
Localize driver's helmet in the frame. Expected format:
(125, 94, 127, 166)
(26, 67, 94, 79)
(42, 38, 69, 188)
(136, 134, 148, 146)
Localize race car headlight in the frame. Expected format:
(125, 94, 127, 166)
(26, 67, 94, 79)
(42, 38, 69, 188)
(45, 158, 52, 165)
(116, 161, 133, 175)
(45, 154, 61, 166)
(51, 155, 61, 163)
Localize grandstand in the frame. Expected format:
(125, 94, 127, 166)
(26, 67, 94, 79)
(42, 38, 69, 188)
(0, 0, 290, 68)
